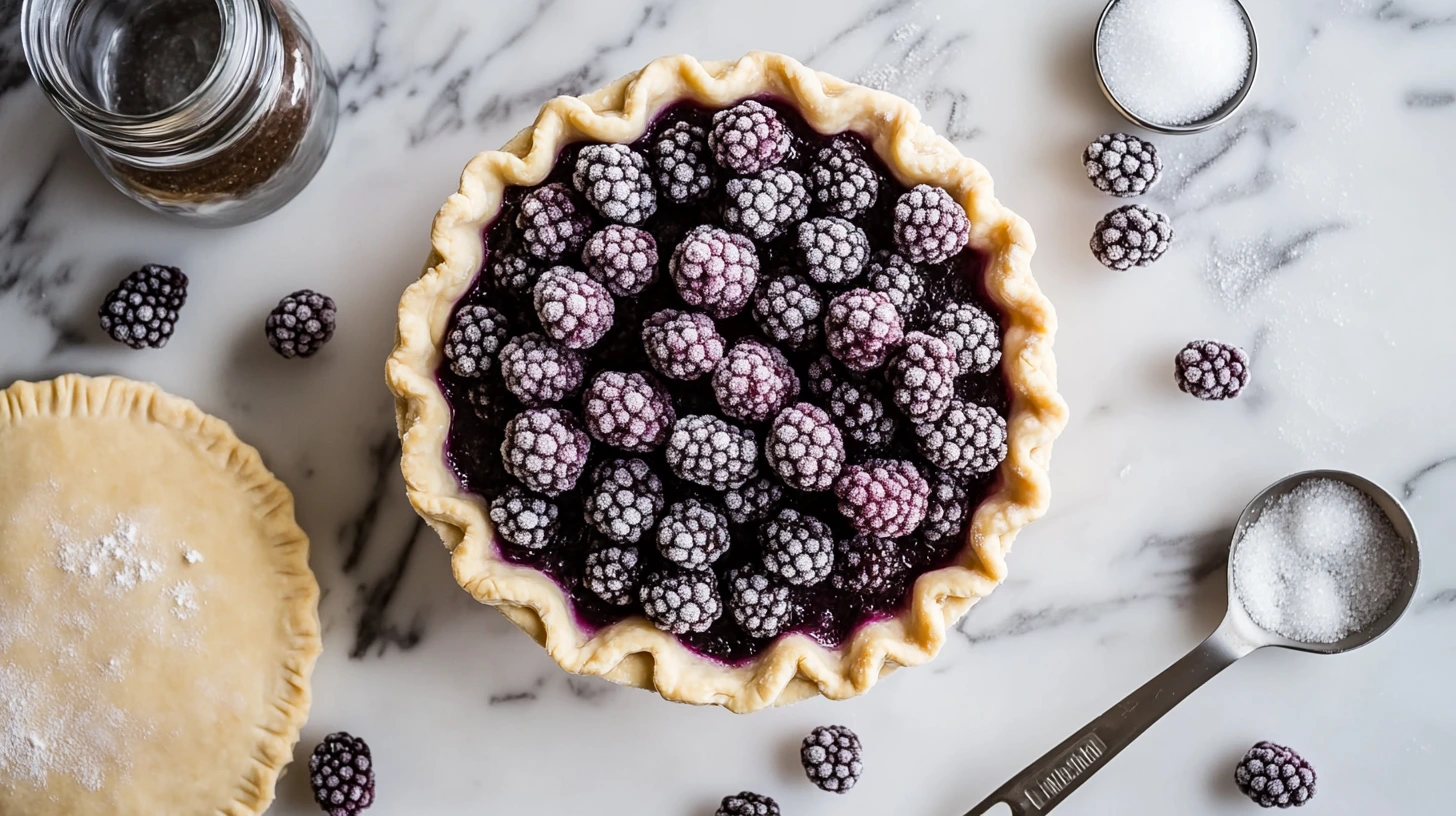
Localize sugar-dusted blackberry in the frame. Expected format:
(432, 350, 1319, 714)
(488, 485, 560, 550)
(581, 370, 674, 451)
(641, 309, 726, 381)
(98, 263, 189, 349)
(584, 458, 664, 544)
(649, 120, 715, 204)
(266, 289, 337, 359)
(825, 288, 904, 372)
(717, 791, 781, 816)
(464, 376, 512, 426)
(499, 333, 585, 406)
(824, 379, 896, 451)
(501, 407, 591, 495)
(722, 168, 810, 242)
(723, 476, 783, 525)
(865, 250, 925, 320)
(808, 136, 879, 220)
(309, 732, 375, 816)
(752, 272, 823, 349)
(533, 266, 615, 350)
(712, 338, 801, 423)
(1084, 132, 1162, 197)
(1176, 340, 1250, 401)
(1235, 741, 1316, 809)
(761, 508, 835, 586)
(656, 498, 732, 569)
(1091, 204, 1173, 270)
(709, 99, 791, 175)
(582, 224, 658, 296)
(665, 414, 759, 491)
(921, 471, 969, 542)
(893, 184, 969, 265)
(832, 534, 908, 595)
(572, 143, 657, 225)
(490, 250, 541, 297)
(669, 225, 760, 319)
(728, 568, 796, 639)
(889, 331, 961, 423)
(583, 544, 642, 606)
(834, 460, 930, 539)
(766, 403, 844, 492)
(516, 182, 592, 261)
(640, 569, 723, 635)
(930, 301, 1002, 375)
(796, 216, 870, 285)
(443, 304, 510, 377)
(915, 400, 1007, 476)
(801, 725, 863, 793)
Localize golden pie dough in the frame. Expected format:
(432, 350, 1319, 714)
(0, 375, 320, 815)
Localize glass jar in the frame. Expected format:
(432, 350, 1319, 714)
(21, 0, 338, 227)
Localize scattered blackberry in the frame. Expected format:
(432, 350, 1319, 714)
(641, 309, 725, 381)
(766, 403, 845, 492)
(1084, 132, 1162, 197)
(728, 568, 796, 639)
(722, 476, 783, 525)
(583, 545, 642, 606)
(443, 304, 510, 377)
(534, 266, 615, 350)
(930, 302, 1002, 375)
(488, 486, 560, 550)
(761, 508, 835, 586)
(832, 534, 908, 595)
(1176, 340, 1250, 401)
(824, 379, 896, 451)
(915, 400, 1007, 476)
(309, 732, 375, 816)
(893, 184, 969, 265)
(266, 289, 337, 359)
(649, 120, 715, 204)
(656, 498, 732, 569)
(712, 338, 801, 423)
(516, 182, 591, 261)
(808, 136, 879, 220)
(640, 569, 723, 635)
(501, 407, 591, 495)
(796, 216, 870, 285)
(464, 377, 512, 426)
(583, 458, 664, 544)
(1091, 204, 1172, 270)
(582, 224, 658, 296)
(490, 250, 541, 297)
(499, 333, 584, 405)
(717, 791, 781, 816)
(572, 143, 657, 224)
(752, 273, 823, 349)
(665, 414, 759, 491)
(669, 225, 760, 319)
(889, 331, 961, 423)
(581, 370, 674, 451)
(825, 288, 904, 372)
(865, 250, 925, 319)
(801, 725, 863, 793)
(709, 99, 791, 175)
(98, 264, 189, 349)
(1235, 741, 1316, 808)
(834, 460, 930, 538)
(722, 168, 810, 241)
(921, 472, 969, 542)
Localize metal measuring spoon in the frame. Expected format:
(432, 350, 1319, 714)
(964, 470, 1421, 815)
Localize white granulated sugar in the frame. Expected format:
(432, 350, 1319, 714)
(1232, 478, 1408, 644)
(1097, 0, 1251, 126)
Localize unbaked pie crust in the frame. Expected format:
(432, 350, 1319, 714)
(387, 52, 1067, 713)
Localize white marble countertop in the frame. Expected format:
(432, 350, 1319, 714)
(3, 0, 1455, 813)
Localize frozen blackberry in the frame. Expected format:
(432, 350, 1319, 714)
(709, 99, 791, 175)
(266, 289, 337, 359)
(490, 250, 541, 297)
(640, 569, 723, 635)
(583, 545, 642, 606)
(824, 379, 896, 451)
(825, 288, 904, 372)
(649, 120, 715, 204)
(806, 353, 850, 400)
(832, 534, 908, 595)
(581, 370, 674, 451)
(723, 476, 783, 525)
(889, 331, 961, 423)
(500, 407, 591, 495)
(443, 304, 510, 377)
(893, 184, 969, 265)
(1084, 132, 1162, 197)
(808, 136, 879, 220)
(915, 400, 1007, 476)
(930, 302, 1002, 375)
(309, 732, 375, 816)
(464, 377, 512, 426)
(98, 264, 189, 349)
(583, 458, 664, 544)
(712, 338, 801, 423)
(1091, 204, 1173, 270)
(665, 414, 759, 491)
(834, 460, 930, 539)
(796, 216, 870, 285)
(761, 508, 835, 586)
(722, 168, 810, 241)
(717, 792, 780, 816)
(728, 568, 796, 639)
(669, 225, 760, 319)
(921, 472, 969, 542)
(641, 309, 725, 381)
(488, 486, 560, 550)
(499, 333, 584, 406)
(766, 403, 845, 492)
(1176, 340, 1250, 401)
(1235, 741, 1316, 808)
(752, 273, 823, 349)
(656, 498, 731, 569)
(572, 143, 657, 224)
(516, 182, 591, 261)
(582, 224, 658, 296)
(865, 250, 925, 319)
(533, 266, 615, 350)
(801, 725, 863, 793)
